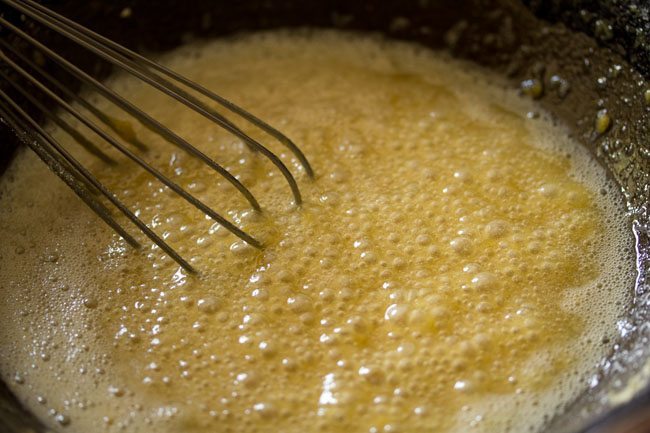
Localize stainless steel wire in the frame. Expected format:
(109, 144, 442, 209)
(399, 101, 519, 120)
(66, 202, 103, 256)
(0, 0, 313, 273)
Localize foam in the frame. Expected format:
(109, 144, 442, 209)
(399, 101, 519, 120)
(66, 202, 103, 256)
(0, 30, 635, 433)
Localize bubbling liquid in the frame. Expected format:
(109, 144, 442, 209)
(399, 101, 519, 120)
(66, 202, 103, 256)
(0, 31, 635, 433)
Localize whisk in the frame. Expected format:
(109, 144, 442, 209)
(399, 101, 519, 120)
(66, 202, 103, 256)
(0, 0, 314, 273)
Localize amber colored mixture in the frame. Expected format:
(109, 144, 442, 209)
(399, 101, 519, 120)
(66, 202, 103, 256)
(0, 31, 632, 433)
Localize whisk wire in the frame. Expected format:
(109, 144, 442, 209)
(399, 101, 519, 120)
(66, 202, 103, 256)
(0, 91, 141, 249)
(0, 85, 197, 272)
(0, 64, 116, 165)
(0, 49, 264, 250)
(0, 37, 149, 153)
(15, 0, 314, 179)
(0, 15, 263, 213)
(0, 0, 313, 270)
(0, 38, 123, 163)
(3, 0, 304, 205)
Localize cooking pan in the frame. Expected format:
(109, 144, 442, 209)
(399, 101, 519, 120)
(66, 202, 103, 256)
(0, 1, 649, 432)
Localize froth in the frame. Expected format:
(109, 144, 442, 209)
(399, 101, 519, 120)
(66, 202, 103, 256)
(0, 30, 635, 433)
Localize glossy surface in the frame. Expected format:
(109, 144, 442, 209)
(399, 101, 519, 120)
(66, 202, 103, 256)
(0, 31, 633, 432)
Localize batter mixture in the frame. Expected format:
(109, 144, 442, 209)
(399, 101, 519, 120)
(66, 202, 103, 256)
(0, 31, 634, 432)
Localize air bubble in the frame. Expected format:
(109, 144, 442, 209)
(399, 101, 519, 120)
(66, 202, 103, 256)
(0, 30, 634, 433)
(82, 297, 98, 309)
(450, 237, 472, 254)
(197, 297, 221, 314)
(485, 220, 508, 238)
(55, 413, 70, 426)
(385, 304, 409, 323)
(595, 109, 612, 134)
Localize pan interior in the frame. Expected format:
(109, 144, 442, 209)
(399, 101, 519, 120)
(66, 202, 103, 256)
(0, 30, 638, 433)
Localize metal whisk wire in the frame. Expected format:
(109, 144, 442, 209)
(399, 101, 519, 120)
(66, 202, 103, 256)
(0, 16, 263, 211)
(0, 0, 313, 273)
